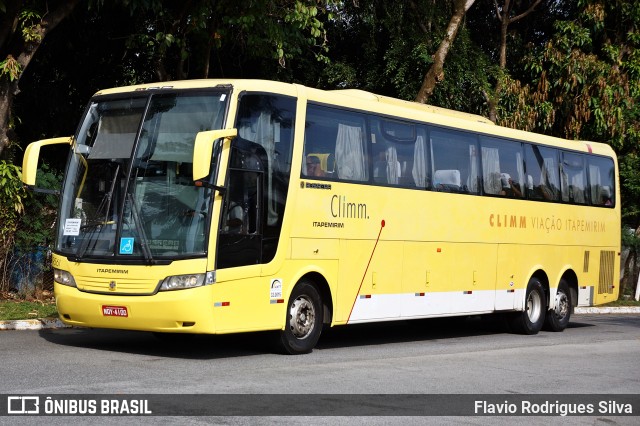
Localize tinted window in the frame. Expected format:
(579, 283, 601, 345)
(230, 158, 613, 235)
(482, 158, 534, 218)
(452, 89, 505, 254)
(370, 118, 428, 188)
(588, 156, 615, 207)
(480, 136, 524, 198)
(431, 129, 479, 194)
(561, 151, 588, 204)
(304, 105, 368, 182)
(524, 144, 560, 201)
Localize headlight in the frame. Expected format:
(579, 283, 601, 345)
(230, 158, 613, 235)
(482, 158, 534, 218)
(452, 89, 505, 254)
(53, 268, 77, 288)
(159, 271, 215, 291)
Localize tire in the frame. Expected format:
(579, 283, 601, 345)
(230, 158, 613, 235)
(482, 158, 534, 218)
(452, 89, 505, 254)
(275, 281, 323, 355)
(543, 279, 572, 332)
(510, 277, 546, 335)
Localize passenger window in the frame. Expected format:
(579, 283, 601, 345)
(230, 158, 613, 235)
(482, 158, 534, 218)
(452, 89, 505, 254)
(561, 151, 588, 204)
(430, 128, 479, 194)
(524, 144, 560, 201)
(370, 118, 424, 188)
(480, 136, 525, 198)
(304, 105, 368, 182)
(588, 156, 615, 207)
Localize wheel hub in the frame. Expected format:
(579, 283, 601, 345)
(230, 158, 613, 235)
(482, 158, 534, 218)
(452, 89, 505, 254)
(526, 290, 542, 323)
(289, 296, 315, 339)
(554, 291, 569, 319)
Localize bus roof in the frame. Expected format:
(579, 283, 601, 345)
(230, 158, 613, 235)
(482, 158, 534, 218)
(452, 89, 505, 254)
(329, 89, 494, 125)
(92, 79, 615, 159)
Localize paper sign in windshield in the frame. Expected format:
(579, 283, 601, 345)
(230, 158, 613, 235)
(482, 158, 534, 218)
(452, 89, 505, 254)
(63, 218, 82, 236)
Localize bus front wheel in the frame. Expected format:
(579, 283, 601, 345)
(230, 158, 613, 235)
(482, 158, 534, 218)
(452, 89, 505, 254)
(276, 281, 323, 355)
(510, 278, 546, 335)
(543, 279, 572, 332)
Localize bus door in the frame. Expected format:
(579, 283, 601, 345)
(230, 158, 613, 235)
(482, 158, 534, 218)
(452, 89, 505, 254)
(212, 93, 296, 332)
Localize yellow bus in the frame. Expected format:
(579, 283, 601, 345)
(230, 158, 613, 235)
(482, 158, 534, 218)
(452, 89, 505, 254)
(22, 79, 620, 354)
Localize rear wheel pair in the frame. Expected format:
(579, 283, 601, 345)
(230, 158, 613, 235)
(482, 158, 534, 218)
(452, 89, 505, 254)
(543, 279, 572, 332)
(510, 278, 571, 334)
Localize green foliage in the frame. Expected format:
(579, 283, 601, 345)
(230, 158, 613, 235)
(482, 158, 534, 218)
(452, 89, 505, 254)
(0, 161, 25, 291)
(0, 160, 24, 214)
(620, 153, 640, 226)
(14, 164, 62, 253)
(499, 0, 640, 156)
(0, 299, 57, 320)
(0, 6, 47, 82)
(120, 0, 336, 80)
(317, 0, 492, 114)
(0, 161, 60, 294)
(19, 8, 43, 43)
(0, 55, 21, 81)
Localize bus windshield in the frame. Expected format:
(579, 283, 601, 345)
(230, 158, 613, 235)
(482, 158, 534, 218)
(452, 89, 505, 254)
(57, 91, 228, 261)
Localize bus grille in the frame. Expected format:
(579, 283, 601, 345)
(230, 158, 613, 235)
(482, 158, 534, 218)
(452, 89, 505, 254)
(75, 275, 158, 295)
(598, 250, 615, 295)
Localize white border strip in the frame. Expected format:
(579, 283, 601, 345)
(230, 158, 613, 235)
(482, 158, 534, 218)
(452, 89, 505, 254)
(0, 307, 638, 331)
(0, 318, 69, 331)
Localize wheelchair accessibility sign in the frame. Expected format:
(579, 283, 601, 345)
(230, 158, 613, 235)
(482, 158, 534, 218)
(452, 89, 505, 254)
(119, 238, 134, 255)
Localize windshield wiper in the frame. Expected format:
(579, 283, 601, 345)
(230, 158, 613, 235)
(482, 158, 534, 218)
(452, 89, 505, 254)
(126, 192, 154, 264)
(71, 164, 121, 261)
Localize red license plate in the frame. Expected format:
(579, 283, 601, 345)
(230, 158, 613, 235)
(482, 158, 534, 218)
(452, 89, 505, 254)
(102, 305, 128, 317)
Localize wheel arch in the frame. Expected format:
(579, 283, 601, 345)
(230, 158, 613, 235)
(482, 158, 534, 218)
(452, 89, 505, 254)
(295, 271, 333, 326)
(559, 269, 579, 309)
(528, 269, 550, 309)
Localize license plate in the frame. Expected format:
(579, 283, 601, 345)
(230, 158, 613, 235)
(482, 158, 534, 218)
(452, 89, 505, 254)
(102, 305, 128, 317)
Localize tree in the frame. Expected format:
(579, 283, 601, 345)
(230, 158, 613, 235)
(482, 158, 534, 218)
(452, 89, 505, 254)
(0, 0, 81, 157)
(122, 0, 336, 82)
(318, 0, 491, 114)
(487, 0, 542, 122)
(414, 0, 476, 104)
(497, 0, 640, 296)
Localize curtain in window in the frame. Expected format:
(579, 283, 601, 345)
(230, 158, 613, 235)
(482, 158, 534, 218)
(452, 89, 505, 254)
(572, 173, 585, 203)
(239, 111, 278, 226)
(589, 164, 601, 202)
(335, 124, 366, 181)
(516, 152, 524, 190)
(561, 163, 569, 201)
(412, 135, 427, 188)
(386, 147, 400, 184)
(542, 156, 559, 199)
(482, 147, 501, 194)
(468, 144, 479, 193)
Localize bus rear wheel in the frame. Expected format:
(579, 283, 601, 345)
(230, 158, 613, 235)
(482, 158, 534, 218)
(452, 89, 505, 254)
(276, 281, 323, 355)
(510, 277, 546, 335)
(543, 279, 572, 332)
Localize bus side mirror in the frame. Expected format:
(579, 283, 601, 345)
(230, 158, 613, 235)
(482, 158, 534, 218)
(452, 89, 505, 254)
(192, 129, 238, 181)
(22, 137, 73, 186)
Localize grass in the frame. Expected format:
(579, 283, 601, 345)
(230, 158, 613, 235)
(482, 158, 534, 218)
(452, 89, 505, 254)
(601, 298, 640, 307)
(0, 291, 57, 321)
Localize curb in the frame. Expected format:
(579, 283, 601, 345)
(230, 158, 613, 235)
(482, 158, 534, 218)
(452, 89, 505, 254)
(574, 306, 640, 314)
(0, 318, 69, 331)
(1, 307, 639, 331)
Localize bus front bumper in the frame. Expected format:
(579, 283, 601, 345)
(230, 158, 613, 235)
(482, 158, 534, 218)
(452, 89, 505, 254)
(54, 283, 216, 333)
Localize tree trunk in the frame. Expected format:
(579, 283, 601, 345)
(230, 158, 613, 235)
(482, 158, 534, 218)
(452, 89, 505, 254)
(414, 0, 475, 104)
(0, 0, 80, 155)
(488, 0, 542, 123)
(0, 78, 19, 155)
(488, 15, 510, 123)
